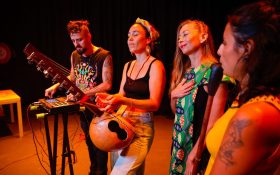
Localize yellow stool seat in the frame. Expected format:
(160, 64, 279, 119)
(0, 90, 23, 137)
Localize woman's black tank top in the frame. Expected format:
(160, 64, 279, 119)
(123, 59, 156, 99)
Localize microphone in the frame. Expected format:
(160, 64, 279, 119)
(208, 63, 223, 96)
(192, 63, 224, 175)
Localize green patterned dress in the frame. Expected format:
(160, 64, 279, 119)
(169, 63, 234, 175)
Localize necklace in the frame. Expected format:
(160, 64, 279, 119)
(128, 55, 150, 84)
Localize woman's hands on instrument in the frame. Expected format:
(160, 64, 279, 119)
(95, 93, 122, 113)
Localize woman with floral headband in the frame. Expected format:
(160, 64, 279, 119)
(169, 19, 235, 175)
(95, 18, 166, 174)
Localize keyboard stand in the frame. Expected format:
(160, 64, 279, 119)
(36, 97, 79, 175)
(43, 112, 75, 175)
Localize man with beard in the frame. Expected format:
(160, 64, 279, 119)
(45, 20, 113, 175)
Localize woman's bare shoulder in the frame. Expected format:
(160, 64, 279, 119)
(150, 58, 165, 70)
(234, 101, 280, 139)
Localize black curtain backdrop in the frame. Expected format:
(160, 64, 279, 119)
(0, 0, 256, 114)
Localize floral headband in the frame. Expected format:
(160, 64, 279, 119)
(135, 17, 159, 42)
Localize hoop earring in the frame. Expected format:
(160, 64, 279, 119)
(146, 45, 151, 55)
(243, 56, 249, 62)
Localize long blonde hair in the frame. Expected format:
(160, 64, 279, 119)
(169, 19, 217, 96)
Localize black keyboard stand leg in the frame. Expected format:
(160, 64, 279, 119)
(53, 114, 59, 174)
(61, 112, 74, 175)
(44, 114, 59, 175)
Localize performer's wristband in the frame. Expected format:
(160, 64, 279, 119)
(194, 157, 201, 162)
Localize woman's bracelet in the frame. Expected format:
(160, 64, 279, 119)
(194, 157, 201, 162)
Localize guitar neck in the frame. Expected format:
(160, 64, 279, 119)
(23, 43, 85, 100)
(23, 43, 104, 115)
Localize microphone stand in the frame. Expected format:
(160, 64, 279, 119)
(192, 64, 223, 175)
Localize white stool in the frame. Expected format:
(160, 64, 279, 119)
(0, 89, 23, 137)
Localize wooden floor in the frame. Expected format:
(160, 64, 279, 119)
(0, 110, 174, 175)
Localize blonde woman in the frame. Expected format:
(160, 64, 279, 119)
(169, 19, 234, 175)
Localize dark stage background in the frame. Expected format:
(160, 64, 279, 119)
(0, 0, 256, 114)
